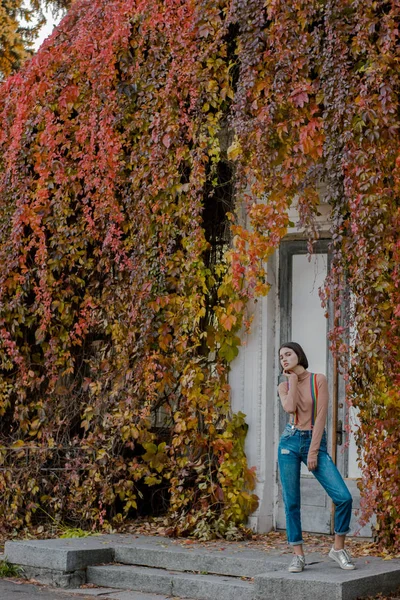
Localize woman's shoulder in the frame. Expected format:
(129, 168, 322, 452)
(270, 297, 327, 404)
(313, 372, 327, 384)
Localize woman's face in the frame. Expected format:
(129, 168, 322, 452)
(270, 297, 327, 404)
(279, 347, 299, 372)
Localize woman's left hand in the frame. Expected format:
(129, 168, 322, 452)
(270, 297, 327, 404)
(307, 456, 318, 471)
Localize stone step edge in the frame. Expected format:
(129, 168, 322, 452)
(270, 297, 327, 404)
(4, 539, 114, 572)
(87, 564, 254, 585)
(254, 561, 400, 600)
(87, 564, 253, 600)
(114, 544, 289, 577)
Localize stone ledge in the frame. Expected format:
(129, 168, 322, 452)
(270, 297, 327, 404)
(16, 564, 86, 588)
(4, 534, 400, 600)
(5, 537, 114, 572)
(114, 543, 291, 577)
(87, 564, 253, 600)
(254, 558, 400, 600)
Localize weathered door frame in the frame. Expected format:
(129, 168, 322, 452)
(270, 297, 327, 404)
(278, 238, 337, 534)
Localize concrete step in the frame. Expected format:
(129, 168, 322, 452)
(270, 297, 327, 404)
(5, 537, 114, 572)
(254, 557, 400, 600)
(87, 564, 253, 600)
(4, 534, 400, 600)
(113, 540, 288, 577)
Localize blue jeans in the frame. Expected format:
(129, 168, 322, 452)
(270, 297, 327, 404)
(278, 425, 353, 545)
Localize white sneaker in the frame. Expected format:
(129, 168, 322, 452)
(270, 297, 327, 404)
(328, 547, 356, 570)
(288, 554, 305, 572)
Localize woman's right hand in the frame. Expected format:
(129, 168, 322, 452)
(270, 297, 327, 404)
(284, 370, 298, 380)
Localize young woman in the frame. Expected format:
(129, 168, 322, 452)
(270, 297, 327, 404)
(278, 342, 355, 573)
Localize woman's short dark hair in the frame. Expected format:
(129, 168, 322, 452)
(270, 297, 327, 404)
(279, 342, 309, 369)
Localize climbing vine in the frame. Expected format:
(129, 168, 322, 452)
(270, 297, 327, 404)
(321, 0, 400, 551)
(0, 0, 260, 539)
(0, 0, 399, 549)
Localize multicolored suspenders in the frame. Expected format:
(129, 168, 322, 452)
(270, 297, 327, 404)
(290, 373, 319, 429)
(310, 373, 318, 429)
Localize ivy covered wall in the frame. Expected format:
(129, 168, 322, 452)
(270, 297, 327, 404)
(0, 0, 399, 549)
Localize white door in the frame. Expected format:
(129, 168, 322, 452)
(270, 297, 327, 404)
(276, 240, 366, 535)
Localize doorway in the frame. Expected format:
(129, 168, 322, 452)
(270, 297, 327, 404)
(276, 239, 362, 535)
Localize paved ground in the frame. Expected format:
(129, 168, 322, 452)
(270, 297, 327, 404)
(0, 580, 94, 599)
(0, 580, 171, 599)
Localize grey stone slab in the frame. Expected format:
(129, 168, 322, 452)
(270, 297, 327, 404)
(254, 557, 400, 600)
(114, 544, 289, 577)
(5, 538, 114, 571)
(87, 565, 173, 596)
(5, 533, 290, 578)
(16, 564, 86, 588)
(87, 565, 253, 600)
(170, 571, 253, 600)
(5, 533, 400, 600)
(98, 534, 285, 557)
